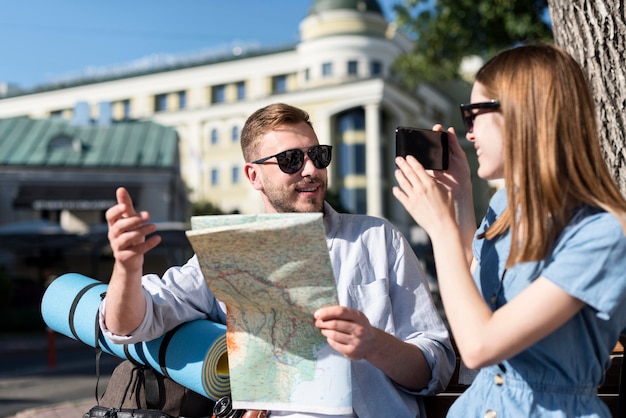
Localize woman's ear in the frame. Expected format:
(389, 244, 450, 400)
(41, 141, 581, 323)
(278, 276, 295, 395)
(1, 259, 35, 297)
(244, 163, 264, 191)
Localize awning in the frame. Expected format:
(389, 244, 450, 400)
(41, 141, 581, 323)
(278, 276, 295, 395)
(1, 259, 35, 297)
(13, 185, 138, 210)
(0, 219, 79, 250)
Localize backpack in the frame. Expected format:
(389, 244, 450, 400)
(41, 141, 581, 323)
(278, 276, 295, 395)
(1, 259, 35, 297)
(83, 359, 215, 418)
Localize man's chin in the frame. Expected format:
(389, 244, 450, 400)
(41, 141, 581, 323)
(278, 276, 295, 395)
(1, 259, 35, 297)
(266, 190, 325, 213)
(295, 197, 325, 213)
(297, 203, 324, 213)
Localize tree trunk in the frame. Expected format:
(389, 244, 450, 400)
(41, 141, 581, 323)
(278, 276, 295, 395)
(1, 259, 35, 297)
(548, 0, 626, 195)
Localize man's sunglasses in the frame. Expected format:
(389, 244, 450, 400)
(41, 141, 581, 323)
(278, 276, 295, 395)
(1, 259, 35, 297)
(251, 145, 333, 174)
(459, 100, 500, 132)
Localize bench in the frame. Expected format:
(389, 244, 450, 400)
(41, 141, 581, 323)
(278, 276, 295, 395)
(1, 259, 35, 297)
(423, 336, 626, 418)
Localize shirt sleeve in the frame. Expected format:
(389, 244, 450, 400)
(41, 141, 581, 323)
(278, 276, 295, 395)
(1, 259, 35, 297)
(389, 229, 456, 395)
(100, 255, 227, 343)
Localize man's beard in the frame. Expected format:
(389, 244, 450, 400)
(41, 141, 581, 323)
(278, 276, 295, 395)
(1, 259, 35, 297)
(263, 179, 326, 213)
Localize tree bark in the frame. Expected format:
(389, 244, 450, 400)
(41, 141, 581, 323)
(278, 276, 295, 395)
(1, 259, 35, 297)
(548, 0, 626, 195)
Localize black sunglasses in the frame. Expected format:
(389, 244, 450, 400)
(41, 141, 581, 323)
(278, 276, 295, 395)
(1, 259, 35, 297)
(251, 145, 333, 174)
(460, 100, 500, 132)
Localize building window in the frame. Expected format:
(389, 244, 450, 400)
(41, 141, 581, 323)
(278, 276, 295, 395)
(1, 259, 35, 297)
(340, 188, 367, 215)
(272, 75, 287, 94)
(347, 60, 358, 76)
(50, 110, 64, 118)
(98, 101, 112, 124)
(232, 166, 240, 184)
(338, 109, 367, 176)
(236, 82, 245, 100)
(231, 126, 239, 142)
(155, 94, 167, 112)
(322, 62, 333, 77)
(338, 109, 365, 132)
(339, 143, 366, 176)
(355, 189, 367, 214)
(354, 144, 366, 174)
(47, 134, 80, 153)
(211, 128, 219, 145)
(178, 91, 187, 109)
(304, 68, 310, 81)
(122, 99, 131, 119)
(370, 60, 383, 76)
(212, 85, 226, 103)
(211, 168, 219, 186)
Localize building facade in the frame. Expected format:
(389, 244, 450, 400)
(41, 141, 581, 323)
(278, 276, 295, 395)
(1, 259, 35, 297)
(0, 115, 190, 281)
(0, 0, 463, 233)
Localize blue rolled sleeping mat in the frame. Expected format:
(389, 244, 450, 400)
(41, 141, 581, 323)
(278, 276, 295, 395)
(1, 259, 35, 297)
(41, 272, 230, 400)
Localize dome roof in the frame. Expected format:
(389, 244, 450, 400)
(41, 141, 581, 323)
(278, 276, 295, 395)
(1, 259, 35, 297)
(308, 0, 384, 16)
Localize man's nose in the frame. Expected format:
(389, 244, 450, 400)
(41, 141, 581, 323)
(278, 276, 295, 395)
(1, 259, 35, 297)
(300, 154, 318, 176)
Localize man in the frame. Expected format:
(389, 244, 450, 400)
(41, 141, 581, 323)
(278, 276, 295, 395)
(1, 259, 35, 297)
(101, 103, 454, 418)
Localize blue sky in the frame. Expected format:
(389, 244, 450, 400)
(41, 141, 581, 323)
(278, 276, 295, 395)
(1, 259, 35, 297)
(0, 0, 399, 89)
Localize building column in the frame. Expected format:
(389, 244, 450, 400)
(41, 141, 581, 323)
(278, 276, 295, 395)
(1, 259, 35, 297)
(314, 113, 334, 182)
(365, 103, 382, 217)
(184, 120, 204, 202)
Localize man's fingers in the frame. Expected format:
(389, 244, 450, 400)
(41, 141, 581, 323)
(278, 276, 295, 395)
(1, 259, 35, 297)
(116, 223, 151, 245)
(111, 225, 160, 257)
(314, 305, 355, 321)
(114, 235, 162, 262)
(131, 234, 162, 253)
(116, 187, 137, 217)
(106, 187, 142, 226)
(105, 204, 126, 226)
(107, 209, 150, 232)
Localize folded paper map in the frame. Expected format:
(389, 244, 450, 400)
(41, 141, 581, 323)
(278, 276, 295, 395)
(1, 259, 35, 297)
(186, 212, 352, 415)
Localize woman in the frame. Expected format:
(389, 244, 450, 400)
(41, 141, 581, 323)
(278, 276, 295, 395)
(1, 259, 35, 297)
(393, 42, 626, 417)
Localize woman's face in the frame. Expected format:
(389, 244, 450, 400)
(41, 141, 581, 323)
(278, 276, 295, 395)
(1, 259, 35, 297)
(466, 82, 505, 180)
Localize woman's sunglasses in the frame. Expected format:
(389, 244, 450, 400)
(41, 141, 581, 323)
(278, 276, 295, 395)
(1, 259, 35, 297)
(459, 100, 500, 132)
(251, 145, 333, 174)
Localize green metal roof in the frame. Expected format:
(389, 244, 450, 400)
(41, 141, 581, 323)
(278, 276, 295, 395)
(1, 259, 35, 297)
(308, 0, 384, 15)
(0, 116, 179, 168)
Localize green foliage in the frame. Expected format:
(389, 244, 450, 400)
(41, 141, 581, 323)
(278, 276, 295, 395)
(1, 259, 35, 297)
(391, 0, 553, 88)
(191, 200, 226, 216)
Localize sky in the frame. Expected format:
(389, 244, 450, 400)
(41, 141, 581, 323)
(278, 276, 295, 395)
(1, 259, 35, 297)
(0, 0, 399, 90)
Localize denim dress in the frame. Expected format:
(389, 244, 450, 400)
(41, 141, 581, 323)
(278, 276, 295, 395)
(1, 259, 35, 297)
(447, 189, 626, 417)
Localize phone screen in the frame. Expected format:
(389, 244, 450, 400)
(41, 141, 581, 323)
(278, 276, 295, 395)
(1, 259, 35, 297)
(395, 127, 449, 170)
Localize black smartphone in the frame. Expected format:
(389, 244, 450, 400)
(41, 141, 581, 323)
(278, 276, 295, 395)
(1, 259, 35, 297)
(395, 126, 449, 170)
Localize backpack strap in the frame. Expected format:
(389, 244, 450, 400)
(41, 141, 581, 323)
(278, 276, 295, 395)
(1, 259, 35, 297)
(93, 291, 107, 405)
(93, 291, 164, 411)
(142, 367, 162, 410)
(119, 338, 162, 409)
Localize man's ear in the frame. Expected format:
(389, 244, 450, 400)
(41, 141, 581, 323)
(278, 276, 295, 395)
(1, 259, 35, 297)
(244, 163, 264, 191)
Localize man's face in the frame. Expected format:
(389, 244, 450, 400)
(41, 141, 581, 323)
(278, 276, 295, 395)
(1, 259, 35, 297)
(245, 121, 328, 213)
